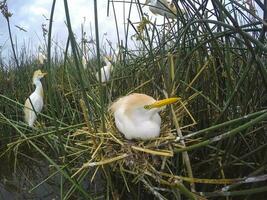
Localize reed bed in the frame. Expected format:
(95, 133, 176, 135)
(0, 0, 267, 199)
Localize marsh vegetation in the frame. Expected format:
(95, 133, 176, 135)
(0, 0, 267, 199)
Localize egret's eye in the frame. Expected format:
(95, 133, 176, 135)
(144, 105, 151, 110)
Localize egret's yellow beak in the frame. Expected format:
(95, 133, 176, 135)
(105, 56, 112, 61)
(144, 97, 180, 110)
(42, 72, 48, 76)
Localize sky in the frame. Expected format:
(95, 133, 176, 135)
(0, 0, 147, 61)
(0, 0, 264, 63)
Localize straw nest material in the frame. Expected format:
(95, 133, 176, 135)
(65, 97, 199, 196)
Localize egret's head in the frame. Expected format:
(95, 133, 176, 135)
(32, 69, 47, 83)
(38, 52, 46, 57)
(110, 93, 180, 117)
(104, 56, 112, 64)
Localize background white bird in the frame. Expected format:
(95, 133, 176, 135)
(37, 52, 47, 65)
(82, 55, 87, 69)
(145, 0, 177, 19)
(110, 93, 180, 140)
(96, 56, 113, 83)
(113, 45, 122, 64)
(24, 70, 47, 127)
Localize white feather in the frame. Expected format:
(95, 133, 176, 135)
(24, 70, 46, 127)
(82, 55, 87, 69)
(114, 106, 161, 140)
(110, 93, 162, 140)
(146, 0, 177, 18)
(38, 52, 46, 65)
(24, 92, 44, 127)
(96, 56, 113, 83)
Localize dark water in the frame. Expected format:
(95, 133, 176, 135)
(0, 153, 60, 200)
(0, 151, 106, 200)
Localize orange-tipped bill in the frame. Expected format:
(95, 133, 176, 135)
(105, 56, 112, 61)
(144, 97, 180, 110)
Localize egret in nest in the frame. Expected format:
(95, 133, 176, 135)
(96, 56, 113, 83)
(110, 93, 180, 140)
(24, 70, 47, 127)
(145, 0, 178, 19)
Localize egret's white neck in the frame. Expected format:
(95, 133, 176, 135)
(106, 61, 112, 67)
(105, 60, 113, 72)
(33, 78, 44, 97)
(129, 107, 159, 122)
(109, 64, 113, 72)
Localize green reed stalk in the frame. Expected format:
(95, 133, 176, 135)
(94, 0, 106, 132)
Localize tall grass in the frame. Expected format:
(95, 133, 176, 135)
(0, 0, 267, 199)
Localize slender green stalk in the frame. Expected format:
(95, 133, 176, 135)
(3, 7, 19, 68)
(177, 109, 267, 140)
(47, 0, 56, 68)
(175, 111, 267, 152)
(63, 0, 95, 130)
(94, 0, 106, 132)
(200, 186, 267, 197)
(0, 113, 92, 199)
(0, 94, 68, 126)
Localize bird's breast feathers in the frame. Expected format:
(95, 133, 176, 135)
(114, 108, 161, 140)
(26, 93, 44, 112)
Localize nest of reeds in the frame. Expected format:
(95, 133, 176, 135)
(71, 124, 176, 174)
(64, 96, 199, 198)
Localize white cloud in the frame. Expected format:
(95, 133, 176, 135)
(1, 0, 148, 59)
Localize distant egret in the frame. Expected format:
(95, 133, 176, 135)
(110, 93, 180, 140)
(113, 45, 121, 63)
(37, 52, 47, 65)
(24, 70, 47, 127)
(145, 0, 177, 18)
(82, 55, 87, 69)
(96, 56, 113, 83)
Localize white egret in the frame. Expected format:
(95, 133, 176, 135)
(82, 41, 89, 69)
(113, 45, 122, 64)
(145, 0, 177, 19)
(82, 55, 87, 69)
(37, 52, 47, 65)
(24, 70, 47, 127)
(110, 93, 180, 140)
(96, 56, 113, 83)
